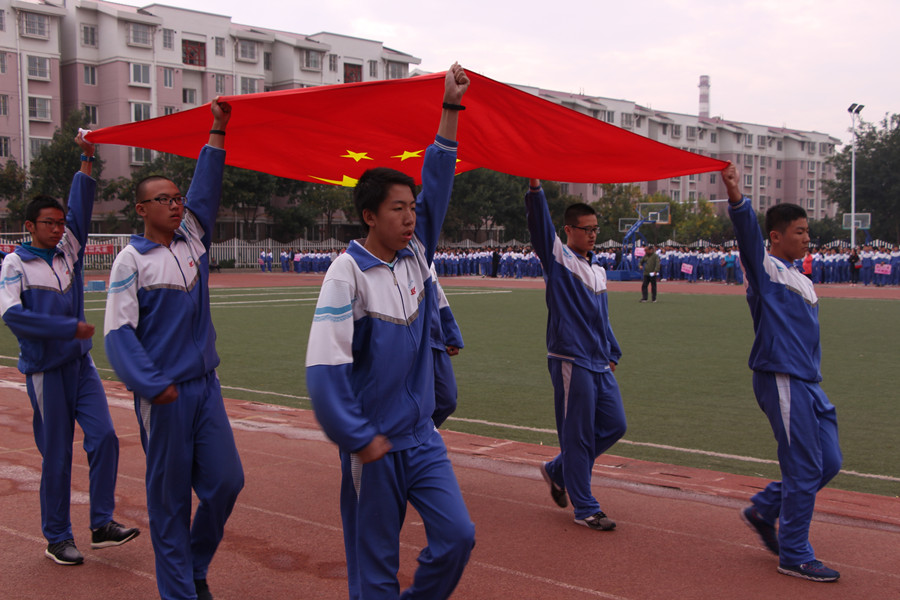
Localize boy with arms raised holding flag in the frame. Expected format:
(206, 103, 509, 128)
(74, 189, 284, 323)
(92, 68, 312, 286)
(723, 162, 842, 582)
(306, 63, 475, 599)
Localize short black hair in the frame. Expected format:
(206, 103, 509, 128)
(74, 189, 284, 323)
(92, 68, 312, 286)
(765, 203, 807, 236)
(25, 195, 65, 223)
(135, 175, 175, 203)
(564, 202, 596, 227)
(353, 167, 416, 232)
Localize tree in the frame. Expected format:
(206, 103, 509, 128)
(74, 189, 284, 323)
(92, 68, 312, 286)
(0, 159, 28, 229)
(824, 114, 900, 243)
(447, 169, 525, 240)
(296, 183, 354, 241)
(29, 107, 104, 200)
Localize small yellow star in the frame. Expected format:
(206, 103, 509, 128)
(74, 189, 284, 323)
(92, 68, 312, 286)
(341, 150, 373, 162)
(392, 150, 424, 161)
(311, 174, 360, 187)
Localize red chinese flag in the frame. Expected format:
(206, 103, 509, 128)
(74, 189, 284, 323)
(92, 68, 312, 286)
(85, 70, 726, 185)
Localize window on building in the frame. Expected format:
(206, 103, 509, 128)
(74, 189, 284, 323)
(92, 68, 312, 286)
(132, 147, 152, 164)
(560, 183, 569, 195)
(83, 65, 97, 85)
(0, 10, 5, 32)
(131, 102, 151, 121)
(84, 104, 98, 125)
(744, 154, 753, 166)
(605, 111, 615, 124)
(130, 63, 150, 85)
(688, 191, 696, 201)
(81, 24, 98, 47)
(182, 40, 206, 67)
(30, 138, 51, 158)
(21, 13, 49, 38)
(807, 179, 815, 191)
(0, 95, 8, 116)
(128, 23, 152, 47)
(163, 28, 175, 50)
(368, 60, 377, 77)
(328, 54, 338, 72)
(759, 135, 768, 148)
(807, 198, 815, 209)
(215, 74, 226, 95)
(182, 88, 196, 104)
(743, 174, 752, 187)
(776, 140, 783, 151)
(671, 124, 681, 138)
(686, 126, 697, 140)
(776, 179, 781, 189)
(304, 50, 323, 71)
(759, 175, 766, 186)
(688, 173, 696, 182)
(240, 77, 256, 95)
(709, 173, 717, 184)
(744, 134, 753, 147)
(808, 161, 816, 173)
(162, 67, 173, 88)
(0, 54, 5, 74)
(215, 37, 225, 57)
(671, 190, 680, 202)
(620, 113, 634, 128)
(237, 40, 257, 61)
(28, 97, 51, 120)
(163, 105, 176, 116)
(776, 160, 782, 169)
(710, 132, 717, 143)
(27, 56, 50, 80)
(263, 52, 272, 71)
(387, 61, 406, 79)
(0, 137, 10, 158)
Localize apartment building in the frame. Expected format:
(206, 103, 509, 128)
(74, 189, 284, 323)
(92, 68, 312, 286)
(515, 79, 841, 219)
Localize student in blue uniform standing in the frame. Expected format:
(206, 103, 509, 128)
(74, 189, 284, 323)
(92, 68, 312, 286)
(104, 99, 244, 600)
(723, 162, 841, 583)
(306, 63, 475, 600)
(526, 182, 626, 532)
(0, 133, 140, 566)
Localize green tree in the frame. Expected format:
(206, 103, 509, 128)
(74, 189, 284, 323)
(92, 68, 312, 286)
(29, 107, 104, 200)
(824, 114, 900, 243)
(0, 159, 29, 228)
(297, 183, 355, 240)
(447, 169, 525, 241)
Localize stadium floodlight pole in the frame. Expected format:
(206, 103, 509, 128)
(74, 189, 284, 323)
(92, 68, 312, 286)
(847, 103, 864, 248)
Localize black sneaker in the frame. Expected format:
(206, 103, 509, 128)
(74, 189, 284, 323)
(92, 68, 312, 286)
(91, 520, 140, 549)
(195, 579, 214, 600)
(540, 462, 568, 508)
(778, 560, 840, 582)
(575, 511, 616, 531)
(741, 506, 779, 555)
(45, 539, 84, 565)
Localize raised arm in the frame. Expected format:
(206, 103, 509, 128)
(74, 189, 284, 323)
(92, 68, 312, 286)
(436, 62, 470, 142)
(723, 162, 769, 293)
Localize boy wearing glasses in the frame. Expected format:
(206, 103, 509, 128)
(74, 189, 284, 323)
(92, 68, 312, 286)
(0, 133, 139, 565)
(526, 180, 626, 531)
(104, 99, 243, 600)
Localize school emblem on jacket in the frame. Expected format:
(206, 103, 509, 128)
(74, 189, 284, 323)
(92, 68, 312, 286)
(409, 280, 416, 295)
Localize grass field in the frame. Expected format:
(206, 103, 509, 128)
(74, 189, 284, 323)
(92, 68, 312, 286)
(1, 284, 897, 497)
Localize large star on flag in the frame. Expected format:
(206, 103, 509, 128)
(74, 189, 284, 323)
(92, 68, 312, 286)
(85, 70, 727, 185)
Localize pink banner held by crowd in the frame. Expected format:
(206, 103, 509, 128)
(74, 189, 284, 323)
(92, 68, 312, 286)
(85, 244, 115, 255)
(85, 70, 728, 187)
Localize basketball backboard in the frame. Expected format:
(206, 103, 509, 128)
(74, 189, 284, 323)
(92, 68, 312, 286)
(637, 202, 671, 225)
(842, 213, 871, 230)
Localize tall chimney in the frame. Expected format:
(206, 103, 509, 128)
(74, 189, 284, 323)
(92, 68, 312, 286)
(699, 75, 710, 118)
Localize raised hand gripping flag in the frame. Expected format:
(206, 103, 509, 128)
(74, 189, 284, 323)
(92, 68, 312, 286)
(85, 70, 727, 186)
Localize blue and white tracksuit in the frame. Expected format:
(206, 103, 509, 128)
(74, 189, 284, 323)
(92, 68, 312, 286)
(429, 265, 464, 429)
(306, 137, 474, 600)
(729, 197, 842, 567)
(526, 186, 626, 521)
(104, 146, 244, 600)
(0, 172, 119, 544)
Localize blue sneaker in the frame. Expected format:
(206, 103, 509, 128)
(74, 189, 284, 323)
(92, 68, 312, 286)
(778, 560, 840, 582)
(741, 506, 778, 555)
(541, 462, 568, 508)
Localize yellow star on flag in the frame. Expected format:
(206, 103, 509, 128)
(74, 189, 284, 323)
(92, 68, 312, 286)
(341, 150, 373, 162)
(311, 174, 359, 187)
(392, 150, 424, 161)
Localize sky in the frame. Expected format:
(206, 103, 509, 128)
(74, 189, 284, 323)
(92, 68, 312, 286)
(128, 0, 898, 145)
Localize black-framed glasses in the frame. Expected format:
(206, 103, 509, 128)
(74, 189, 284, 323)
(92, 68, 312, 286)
(570, 225, 599, 235)
(140, 195, 186, 206)
(35, 219, 67, 229)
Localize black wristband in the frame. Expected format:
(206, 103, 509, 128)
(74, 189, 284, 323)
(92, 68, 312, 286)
(80, 154, 95, 162)
(209, 129, 226, 135)
(442, 102, 466, 111)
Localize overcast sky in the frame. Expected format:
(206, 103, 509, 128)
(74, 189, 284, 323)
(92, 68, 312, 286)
(132, 0, 897, 144)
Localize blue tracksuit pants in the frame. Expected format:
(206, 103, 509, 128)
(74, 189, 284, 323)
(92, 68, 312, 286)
(339, 428, 475, 600)
(26, 354, 118, 543)
(544, 360, 627, 520)
(135, 371, 244, 600)
(749, 372, 842, 565)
